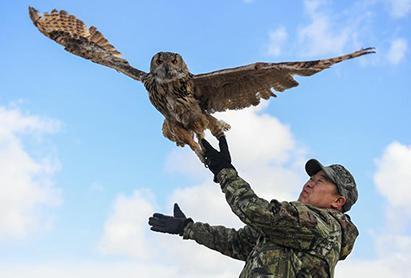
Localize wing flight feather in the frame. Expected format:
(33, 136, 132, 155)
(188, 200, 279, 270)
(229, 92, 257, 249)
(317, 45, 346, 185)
(29, 7, 146, 81)
(193, 48, 375, 113)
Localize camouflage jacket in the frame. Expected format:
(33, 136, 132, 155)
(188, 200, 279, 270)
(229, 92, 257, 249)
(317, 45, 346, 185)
(183, 169, 358, 277)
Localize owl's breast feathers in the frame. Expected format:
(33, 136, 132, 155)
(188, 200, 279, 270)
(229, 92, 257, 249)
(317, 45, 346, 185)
(143, 75, 203, 126)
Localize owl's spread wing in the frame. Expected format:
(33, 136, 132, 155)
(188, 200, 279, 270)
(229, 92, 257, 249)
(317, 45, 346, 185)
(193, 48, 375, 113)
(29, 7, 146, 81)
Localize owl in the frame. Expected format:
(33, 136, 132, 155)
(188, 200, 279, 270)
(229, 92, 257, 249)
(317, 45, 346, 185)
(29, 7, 374, 162)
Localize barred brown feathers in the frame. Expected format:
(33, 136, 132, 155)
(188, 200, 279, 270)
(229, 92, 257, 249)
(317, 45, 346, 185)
(29, 6, 375, 162)
(28, 7, 145, 81)
(193, 47, 375, 113)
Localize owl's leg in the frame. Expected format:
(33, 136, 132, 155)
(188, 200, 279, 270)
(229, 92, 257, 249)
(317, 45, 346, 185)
(206, 115, 231, 138)
(183, 132, 205, 163)
(192, 145, 205, 164)
(163, 119, 205, 163)
(162, 119, 179, 145)
(189, 115, 209, 163)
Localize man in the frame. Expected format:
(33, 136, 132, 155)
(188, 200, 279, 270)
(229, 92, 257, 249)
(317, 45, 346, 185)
(148, 137, 359, 277)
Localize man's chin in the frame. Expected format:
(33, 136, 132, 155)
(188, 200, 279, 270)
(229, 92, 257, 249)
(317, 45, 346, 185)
(298, 192, 308, 203)
(299, 195, 314, 206)
(297, 196, 306, 204)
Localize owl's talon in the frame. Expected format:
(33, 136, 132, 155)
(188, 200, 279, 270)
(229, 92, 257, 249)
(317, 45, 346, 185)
(221, 121, 231, 131)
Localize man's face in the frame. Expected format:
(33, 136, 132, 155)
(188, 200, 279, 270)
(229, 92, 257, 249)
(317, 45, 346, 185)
(298, 170, 343, 209)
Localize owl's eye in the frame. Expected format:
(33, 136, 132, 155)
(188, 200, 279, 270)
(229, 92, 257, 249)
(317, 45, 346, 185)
(156, 59, 163, 65)
(171, 59, 178, 64)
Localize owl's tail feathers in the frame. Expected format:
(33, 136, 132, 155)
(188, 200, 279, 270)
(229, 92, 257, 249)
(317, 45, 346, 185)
(28, 7, 146, 81)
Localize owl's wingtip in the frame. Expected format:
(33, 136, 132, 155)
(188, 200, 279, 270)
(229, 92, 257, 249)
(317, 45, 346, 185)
(28, 6, 41, 24)
(28, 6, 37, 14)
(362, 47, 376, 54)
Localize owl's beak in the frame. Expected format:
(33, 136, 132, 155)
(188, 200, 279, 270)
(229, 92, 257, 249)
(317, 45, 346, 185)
(164, 65, 171, 77)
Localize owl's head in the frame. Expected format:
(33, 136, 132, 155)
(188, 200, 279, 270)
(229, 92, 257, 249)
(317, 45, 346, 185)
(150, 52, 189, 82)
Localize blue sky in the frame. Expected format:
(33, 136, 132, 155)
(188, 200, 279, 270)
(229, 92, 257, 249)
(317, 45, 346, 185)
(0, 0, 410, 277)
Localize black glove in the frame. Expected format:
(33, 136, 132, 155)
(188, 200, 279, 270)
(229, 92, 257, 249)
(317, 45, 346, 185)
(201, 136, 235, 182)
(148, 203, 193, 236)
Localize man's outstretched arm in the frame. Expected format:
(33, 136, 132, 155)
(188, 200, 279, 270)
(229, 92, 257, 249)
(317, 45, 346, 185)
(183, 221, 258, 261)
(148, 203, 258, 261)
(202, 137, 317, 250)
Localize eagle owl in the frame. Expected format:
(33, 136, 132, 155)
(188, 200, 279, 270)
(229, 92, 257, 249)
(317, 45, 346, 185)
(29, 7, 374, 161)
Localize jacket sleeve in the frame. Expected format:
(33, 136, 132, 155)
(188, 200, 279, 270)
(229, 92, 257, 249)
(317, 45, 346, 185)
(216, 168, 319, 250)
(182, 221, 259, 261)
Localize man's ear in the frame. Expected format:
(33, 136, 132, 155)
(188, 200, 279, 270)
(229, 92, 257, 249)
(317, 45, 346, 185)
(331, 196, 346, 211)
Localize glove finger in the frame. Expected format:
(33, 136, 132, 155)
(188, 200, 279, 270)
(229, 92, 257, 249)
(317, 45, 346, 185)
(149, 223, 164, 231)
(173, 203, 186, 218)
(152, 213, 168, 219)
(150, 226, 174, 234)
(218, 136, 231, 162)
(148, 217, 166, 227)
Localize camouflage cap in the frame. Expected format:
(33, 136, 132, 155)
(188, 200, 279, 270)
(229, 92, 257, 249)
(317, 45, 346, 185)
(305, 159, 358, 212)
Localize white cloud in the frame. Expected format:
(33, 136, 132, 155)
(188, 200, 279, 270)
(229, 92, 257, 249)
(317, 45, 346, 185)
(99, 189, 156, 259)
(335, 232, 411, 277)
(0, 106, 59, 136)
(4, 255, 409, 278)
(0, 261, 239, 278)
(169, 181, 242, 227)
(298, 17, 349, 56)
(387, 38, 408, 65)
(333, 141, 411, 278)
(266, 26, 288, 56)
(215, 105, 302, 167)
(298, 0, 351, 56)
(338, 141, 411, 278)
(374, 141, 411, 211)
(388, 0, 411, 18)
(98, 187, 243, 276)
(166, 102, 305, 183)
(262, 0, 377, 62)
(296, 0, 377, 58)
(375, 234, 411, 259)
(372, 141, 411, 274)
(165, 147, 209, 180)
(0, 106, 61, 239)
(0, 262, 178, 278)
(336, 257, 409, 278)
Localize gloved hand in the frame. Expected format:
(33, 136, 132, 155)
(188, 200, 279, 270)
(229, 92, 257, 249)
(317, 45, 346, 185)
(201, 136, 235, 182)
(148, 203, 193, 236)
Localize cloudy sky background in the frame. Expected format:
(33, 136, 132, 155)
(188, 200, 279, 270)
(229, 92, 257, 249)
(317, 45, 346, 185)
(0, 0, 410, 277)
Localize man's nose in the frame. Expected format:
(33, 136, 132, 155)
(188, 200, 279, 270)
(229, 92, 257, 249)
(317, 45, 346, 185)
(307, 180, 315, 188)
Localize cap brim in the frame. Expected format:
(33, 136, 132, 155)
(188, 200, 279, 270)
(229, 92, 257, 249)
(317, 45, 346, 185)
(305, 159, 339, 188)
(305, 159, 324, 176)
